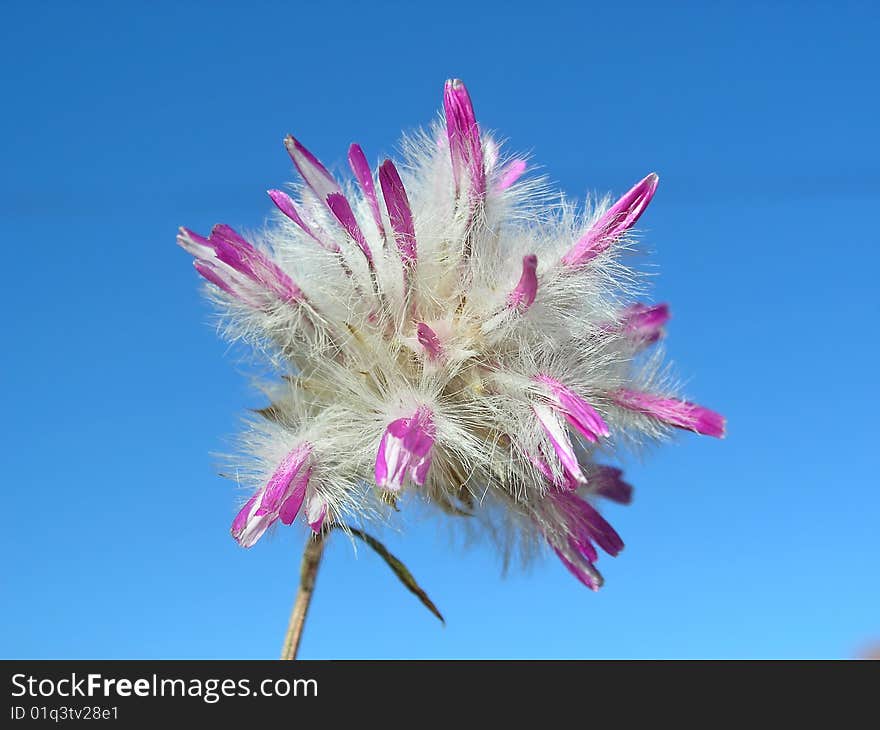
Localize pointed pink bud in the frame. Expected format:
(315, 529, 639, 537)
(193, 259, 237, 298)
(569, 535, 599, 565)
(532, 404, 587, 486)
(416, 323, 443, 361)
(589, 466, 634, 504)
(177, 226, 212, 258)
(576, 501, 624, 557)
(552, 546, 601, 591)
(528, 450, 579, 491)
(535, 375, 610, 443)
(553, 490, 624, 557)
(507, 254, 538, 311)
(284, 135, 342, 202)
(326, 192, 373, 264)
(267, 189, 306, 227)
(614, 389, 726, 438)
(621, 302, 670, 345)
(375, 406, 436, 491)
(191, 259, 263, 308)
(348, 144, 385, 237)
(562, 172, 659, 267)
(231, 443, 313, 548)
(496, 159, 527, 191)
(267, 189, 338, 252)
(378, 159, 417, 266)
(231, 495, 258, 539)
(443, 78, 485, 202)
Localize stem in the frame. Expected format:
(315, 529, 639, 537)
(280, 532, 327, 660)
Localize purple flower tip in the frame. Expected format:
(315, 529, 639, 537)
(496, 159, 527, 191)
(561, 172, 660, 267)
(553, 547, 602, 591)
(325, 192, 373, 264)
(443, 78, 485, 202)
(507, 254, 538, 311)
(554, 491, 625, 558)
(268, 189, 338, 253)
(284, 135, 341, 202)
(378, 159, 417, 265)
(614, 389, 726, 438)
(623, 302, 670, 344)
(348, 144, 385, 237)
(590, 466, 634, 505)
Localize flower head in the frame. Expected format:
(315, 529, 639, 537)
(178, 79, 724, 590)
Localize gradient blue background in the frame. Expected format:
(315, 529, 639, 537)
(2, 1, 877, 659)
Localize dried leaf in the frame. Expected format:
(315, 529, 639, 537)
(251, 404, 284, 423)
(335, 525, 445, 624)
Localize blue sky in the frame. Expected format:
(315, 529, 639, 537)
(1, 1, 877, 659)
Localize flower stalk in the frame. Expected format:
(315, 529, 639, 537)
(280, 533, 327, 661)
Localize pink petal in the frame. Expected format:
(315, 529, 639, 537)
(348, 144, 385, 237)
(378, 159, 417, 266)
(507, 254, 538, 311)
(193, 259, 237, 298)
(258, 444, 313, 516)
(279, 466, 312, 526)
(621, 302, 670, 345)
(496, 159, 527, 191)
(527, 450, 579, 491)
(284, 135, 342, 202)
(411, 453, 433, 486)
(614, 389, 726, 438)
(177, 226, 213, 258)
(231, 495, 258, 539)
(443, 78, 485, 201)
(374, 428, 393, 489)
(590, 466, 634, 505)
(375, 408, 436, 491)
(326, 192, 373, 264)
(577, 500, 624, 556)
(267, 189, 338, 252)
(535, 375, 610, 442)
(552, 547, 601, 591)
(416, 323, 443, 361)
(207, 224, 303, 302)
(562, 172, 659, 267)
(532, 404, 587, 485)
(305, 492, 328, 533)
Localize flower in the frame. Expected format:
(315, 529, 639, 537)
(543, 488, 625, 591)
(178, 78, 724, 590)
(231, 443, 313, 548)
(375, 406, 436, 492)
(620, 302, 670, 346)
